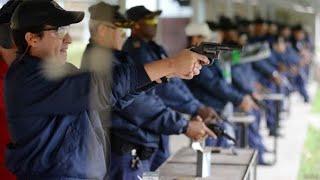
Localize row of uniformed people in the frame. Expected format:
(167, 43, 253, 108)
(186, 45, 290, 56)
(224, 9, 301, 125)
(105, 4, 283, 175)
(207, 17, 281, 143)
(0, 1, 214, 180)
(235, 17, 311, 129)
(107, 6, 313, 179)
(103, 5, 222, 179)
(200, 16, 312, 163)
(184, 21, 270, 165)
(0, 1, 312, 180)
(80, 1, 308, 179)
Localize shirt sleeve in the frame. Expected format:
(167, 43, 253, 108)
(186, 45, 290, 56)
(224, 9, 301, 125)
(251, 58, 277, 77)
(112, 93, 188, 135)
(5, 60, 151, 117)
(156, 78, 202, 115)
(190, 66, 244, 106)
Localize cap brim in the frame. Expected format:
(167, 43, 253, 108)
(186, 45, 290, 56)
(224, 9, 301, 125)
(51, 10, 84, 27)
(206, 21, 220, 31)
(114, 20, 134, 28)
(145, 10, 162, 19)
(113, 11, 134, 28)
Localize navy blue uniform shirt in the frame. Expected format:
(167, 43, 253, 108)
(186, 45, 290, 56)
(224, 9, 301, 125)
(186, 62, 243, 113)
(110, 48, 188, 149)
(123, 37, 203, 115)
(5, 45, 151, 179)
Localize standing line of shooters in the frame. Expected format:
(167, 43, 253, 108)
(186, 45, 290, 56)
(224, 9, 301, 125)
(185, 15, 312, 166)
(0, 1, 313, 180)
(191, 15, 312, 165)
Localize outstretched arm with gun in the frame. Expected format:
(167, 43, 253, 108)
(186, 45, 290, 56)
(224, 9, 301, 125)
(138, 42, 243, 89)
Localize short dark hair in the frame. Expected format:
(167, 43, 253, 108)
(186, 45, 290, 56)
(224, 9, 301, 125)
(12, 26, 44, 54)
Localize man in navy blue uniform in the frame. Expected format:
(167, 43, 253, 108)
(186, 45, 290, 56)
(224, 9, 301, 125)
(220, 21, 272, 165)
(247, 18, 285, 136)
(124, 6, 219, 171)
(81, 3, 215, 180)
(290, 24, 310, 102)
(5, 1, 209, 179)
(186, 56, 264, 155)
(185, 18, 273, 165)
(278, 24, 310, 102)
(248, 18, 282, 85)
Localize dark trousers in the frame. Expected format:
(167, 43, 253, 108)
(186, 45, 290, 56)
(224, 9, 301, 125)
(150, 135, 170, 171)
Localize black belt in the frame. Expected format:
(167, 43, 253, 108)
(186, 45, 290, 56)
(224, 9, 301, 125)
(111, 135, 155, 160)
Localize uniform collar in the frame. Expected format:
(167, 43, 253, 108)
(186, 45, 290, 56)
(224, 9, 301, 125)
(129, 35, 149, 46)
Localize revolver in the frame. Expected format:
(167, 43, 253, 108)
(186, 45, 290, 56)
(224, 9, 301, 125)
(250, 94, 268, 109)
(207, 123, 237, 144)
(190, 42, 243, 65)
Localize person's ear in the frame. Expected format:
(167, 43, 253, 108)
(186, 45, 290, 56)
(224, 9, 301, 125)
(25, 32, 40, 47)
(134, 23, 140, 30)
(191, 36, 198, 45)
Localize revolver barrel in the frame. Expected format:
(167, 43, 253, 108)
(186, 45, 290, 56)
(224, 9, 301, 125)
(191, 42, 243, 65)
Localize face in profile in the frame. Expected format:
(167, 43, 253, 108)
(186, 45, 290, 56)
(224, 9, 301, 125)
(27, 25, 72, 64)
(269, 24, 278, 35)
(113, 28, 126, 50)
(273, 38, 286, 53)
(239, 34, 248, 46)
(137, 17, 158, 40)
(99, 22, 127, 50)
(281, 28, 291, 39)
(255, 23, 268, 36)
(227, 30, 239, 43)
(294, 31, 305, 41)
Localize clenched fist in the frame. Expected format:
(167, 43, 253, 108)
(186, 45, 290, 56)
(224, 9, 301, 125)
(185, 116, 217, 141)
(169, 50, 209, 79)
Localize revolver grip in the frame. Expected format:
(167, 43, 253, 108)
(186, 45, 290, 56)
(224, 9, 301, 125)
(190, 48, 214, 65)
(207, 124, 237, 144)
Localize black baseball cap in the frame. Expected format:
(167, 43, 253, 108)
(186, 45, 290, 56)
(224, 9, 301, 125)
(89, 2, 133, 28)
(206, 21, 221, 31)
(0, 23, 14, 49)
(0, 0, 23, 24)
(278, 23, 290, 30)
(218, 16, 237, 31)
(253, 17, 266, 25)
(11, 0, 84, 30)
(292, 24, 303, 31)
(126, 5, 162, 22)
(0, 0, 24, 49)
